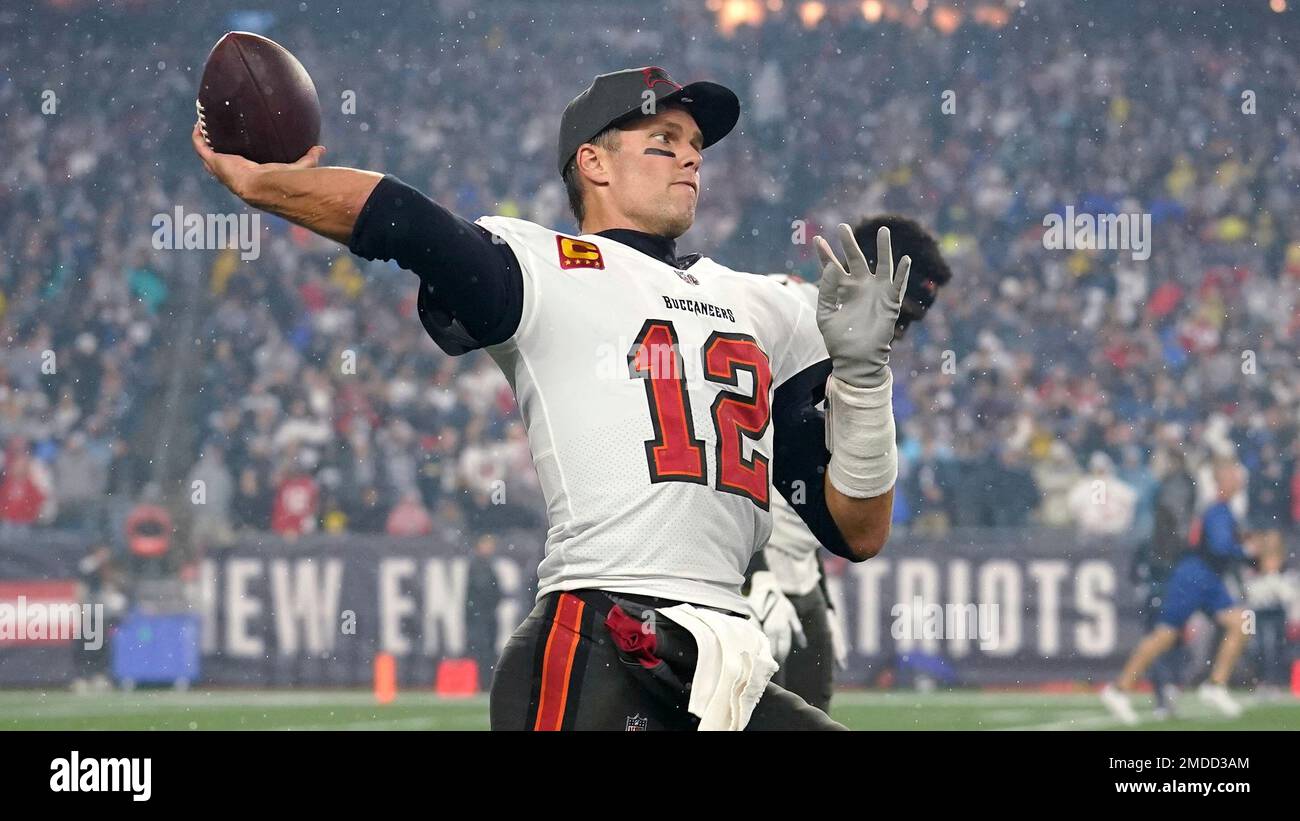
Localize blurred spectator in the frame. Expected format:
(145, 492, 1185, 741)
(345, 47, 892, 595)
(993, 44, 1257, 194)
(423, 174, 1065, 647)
(1118, 446, 1158, 546)
(271, 463, 320, 541)
(0, 441, 49, 531)
(943, 441, 984, 527)
(321, 495, 348, 534)
(1244, 538, 1295, 696)
(989, 449, 1039, 526)
(907, 435, 952, 535)
(1150, 448, 1198, 574)
(416, 427, 460, 511)
(72, 544, 129, 693)
(348, 485, 388, 534)
(273, 399, 332, 462)
(1034, 442, 1082, 527)
(1248, 443, 1292, 535)
(53, 432, 107, 536)
(1067, 453, 1138, 538)
(187, 445, 235, 552)
(464, 486, 541, 538)
(232, 464, 272, 532)
(386, 491, 434, 537)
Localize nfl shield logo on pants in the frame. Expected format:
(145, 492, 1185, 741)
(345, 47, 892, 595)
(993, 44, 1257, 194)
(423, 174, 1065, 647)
(625, 714, 648, 731)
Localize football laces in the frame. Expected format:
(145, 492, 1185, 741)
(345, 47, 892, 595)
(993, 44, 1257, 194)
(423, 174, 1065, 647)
(195, 99, 210, 146)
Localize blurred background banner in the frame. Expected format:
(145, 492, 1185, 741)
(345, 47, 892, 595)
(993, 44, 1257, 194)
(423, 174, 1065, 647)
(1, 529, 1153, 687)
(0, 531, 543, 687)
(826, 529, 1144, 687)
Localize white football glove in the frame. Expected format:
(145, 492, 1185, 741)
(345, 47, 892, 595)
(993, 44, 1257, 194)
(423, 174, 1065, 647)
(746, 571, 806, 664)
(814, 224, 911, 390)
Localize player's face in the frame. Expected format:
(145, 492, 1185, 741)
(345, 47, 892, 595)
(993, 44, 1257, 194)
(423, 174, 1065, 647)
(608, 106, 703, 239)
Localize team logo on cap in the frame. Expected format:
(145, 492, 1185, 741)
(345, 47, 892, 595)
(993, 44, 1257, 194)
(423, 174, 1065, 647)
(556, 235, 605, 270)
(641, 66, 682, 92)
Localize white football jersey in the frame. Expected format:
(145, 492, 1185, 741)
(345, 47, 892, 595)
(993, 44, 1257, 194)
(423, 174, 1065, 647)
(763, 273, 825, 596)
(476, 215, 828, 614)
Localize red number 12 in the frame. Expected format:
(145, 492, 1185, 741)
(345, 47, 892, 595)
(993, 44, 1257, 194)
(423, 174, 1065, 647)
(627, 319, 772, 509)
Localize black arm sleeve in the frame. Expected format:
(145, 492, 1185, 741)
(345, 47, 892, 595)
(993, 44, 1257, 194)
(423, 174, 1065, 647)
(347, 175, 524, 353)
(770, 358, 858, 561)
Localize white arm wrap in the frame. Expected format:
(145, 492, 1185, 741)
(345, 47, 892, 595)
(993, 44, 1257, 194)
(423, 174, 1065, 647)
(824, 368, 897, 499)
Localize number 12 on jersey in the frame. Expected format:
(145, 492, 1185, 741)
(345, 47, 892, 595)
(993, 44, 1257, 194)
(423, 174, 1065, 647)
(627, 319, 772, 509)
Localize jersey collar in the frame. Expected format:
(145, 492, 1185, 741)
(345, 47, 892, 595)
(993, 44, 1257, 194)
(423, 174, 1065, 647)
(593, 228, 702, 270)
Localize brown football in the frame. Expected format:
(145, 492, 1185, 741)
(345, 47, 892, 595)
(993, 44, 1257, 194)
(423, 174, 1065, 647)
(197, 31, 321, 164)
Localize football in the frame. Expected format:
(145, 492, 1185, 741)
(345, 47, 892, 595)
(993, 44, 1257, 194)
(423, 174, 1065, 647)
(196, 31, 321, 164)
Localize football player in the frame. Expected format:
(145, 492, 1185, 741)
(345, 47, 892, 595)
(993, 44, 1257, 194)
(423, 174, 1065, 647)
(194, 66, 908, 730)
(1101, 459, 1257, 724)
(748, 216, 952, 711)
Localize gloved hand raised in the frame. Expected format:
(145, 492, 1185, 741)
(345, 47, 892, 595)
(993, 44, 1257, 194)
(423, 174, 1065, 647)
(814, 224, 911, 390)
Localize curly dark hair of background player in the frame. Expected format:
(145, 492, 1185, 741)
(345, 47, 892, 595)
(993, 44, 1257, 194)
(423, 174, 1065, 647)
(852, 214, 954, 339)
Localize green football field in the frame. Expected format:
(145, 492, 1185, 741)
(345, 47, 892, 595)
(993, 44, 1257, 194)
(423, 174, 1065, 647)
(1, 688, 1297, 731)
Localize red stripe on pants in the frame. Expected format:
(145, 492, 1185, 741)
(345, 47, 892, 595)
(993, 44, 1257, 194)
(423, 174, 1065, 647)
(533, 593, 585, 731)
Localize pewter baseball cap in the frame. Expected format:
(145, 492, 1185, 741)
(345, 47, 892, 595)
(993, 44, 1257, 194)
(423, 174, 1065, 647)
(557, 66, 740, 177)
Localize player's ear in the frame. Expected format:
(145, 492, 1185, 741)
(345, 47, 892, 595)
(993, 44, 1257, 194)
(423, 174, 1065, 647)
(576, 143, 612, 187)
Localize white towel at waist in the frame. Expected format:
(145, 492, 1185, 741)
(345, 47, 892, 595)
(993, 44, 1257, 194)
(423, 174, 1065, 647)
(656, 603, 779, 731)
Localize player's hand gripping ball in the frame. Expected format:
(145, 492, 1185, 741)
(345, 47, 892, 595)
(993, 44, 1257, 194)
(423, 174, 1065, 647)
(197, 31, 321, 164)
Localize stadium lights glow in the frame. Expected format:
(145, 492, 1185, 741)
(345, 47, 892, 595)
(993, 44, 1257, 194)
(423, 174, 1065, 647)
(799, 0, 827, 26)
(718, 0, 766, 34)
(972, 4, 1011, 26)
(932, 5, 961, 32)
(705, 0, 1013, 33)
